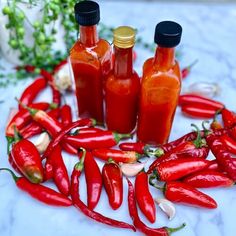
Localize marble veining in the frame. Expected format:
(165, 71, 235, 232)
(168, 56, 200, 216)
(0, 1, 236, 236)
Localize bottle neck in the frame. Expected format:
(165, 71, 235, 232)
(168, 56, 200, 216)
(79, 25, 99, 47)
(114, 46, 133, 78)
(153, 46, 175, 70)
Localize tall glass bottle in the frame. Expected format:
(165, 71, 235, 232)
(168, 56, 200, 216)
(70, 1, 112, 123)
(137, 21, 182, 144)
(105, 26, 140, 133)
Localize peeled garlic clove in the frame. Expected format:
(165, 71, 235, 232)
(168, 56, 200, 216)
(120, 162, 146, 177)
(155, 198, 176, 220)
(54, 62, 72, 91)
(34, 132, 51, 154)
(184, 82, 220, 98)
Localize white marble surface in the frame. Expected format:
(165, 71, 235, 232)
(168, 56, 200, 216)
(1, 1, 236, 236)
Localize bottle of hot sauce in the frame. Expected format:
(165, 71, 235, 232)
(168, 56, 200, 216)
(70, 1, 112, 123)
(137, 21, 182, 145)
(105, 26, 140, 133)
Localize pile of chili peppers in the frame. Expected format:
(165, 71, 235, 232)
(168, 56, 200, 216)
(2, 64, 236, 236)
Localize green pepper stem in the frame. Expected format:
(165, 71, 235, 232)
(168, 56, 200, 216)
(114, 132, 132, 143)
(187, 59, 198, 70)
(202, 120, 211, 136)
(15, 97, 37, 116)
(13, 125, 21, 143)
(149, 173, 164, 191)
(75, 148, 86, 171)
(191, 124, 205, 148)
(0, 168, 19, 182)
(6, 136, 14, 154)
(167, 223, 186, 235)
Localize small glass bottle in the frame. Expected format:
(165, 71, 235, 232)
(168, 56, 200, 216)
(70, 1, 112, 123)
(137, 21, 182, 144)
(105, 26, 140, 133)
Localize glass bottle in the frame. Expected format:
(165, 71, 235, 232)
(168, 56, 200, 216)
(105, 26, 140, 133)
(137, 21, 182, 144)
(70, 1, 112, 123)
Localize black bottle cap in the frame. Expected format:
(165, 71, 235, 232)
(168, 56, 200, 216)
(74, 1, 100, 26)
(154, 21, 182, 48)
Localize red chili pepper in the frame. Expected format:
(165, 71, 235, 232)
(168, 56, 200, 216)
(102, 159, 123, 210)
(18, 77, 47, 110)
(127, 178, 186, 235)
(135, 171, 156, 223)
(181, 59, 198, 79)
(92, 148, 140, 163)
(8, 153, 21, 174)
(206, 160, 222, 172)
(181, 104, 218, 119)
(221, 134, 236, 155)
(11, 135, 44, 184)
(119, 142, 164, 157)
(151, 158, 210, 182)
(148, 125, 209, 174)
(19, 108, 60, 139)
(70, 150, 136, 231)
(6, 102, 49, 138)
(150, 181, 217, 209)
(40, 69, 61, 106)
(42, 118, 96, 159)
(48, 146, 70, 196)
(44, 160, 53, 182)
(83, 150, 102, 210)
(210, 120, 223, 130)
(221, 108, 236, 129)
(65, 131, 131, 150)
(60, 104, 72, 127)
(206, 132, 236, 181)
(183, 170, 234, 188)
(229, 126, 236, 141)
(76, 127, 103, 135)
(179, 94, 224, 110)
(0, 168, 72, 207)
(19, 65, 61, 106)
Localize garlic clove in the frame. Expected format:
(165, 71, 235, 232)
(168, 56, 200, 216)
(120, 162, 146, 177)
(155, 198, 176, 220)
(33, 132, 51, 154)
(183, 82, 221, 98)
(54, 62, 72, 92)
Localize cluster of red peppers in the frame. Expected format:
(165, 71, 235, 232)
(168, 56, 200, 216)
(2, 62, 236, 236)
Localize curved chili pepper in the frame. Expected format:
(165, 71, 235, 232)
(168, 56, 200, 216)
(181, 60, 198, 79)
(181, 104, 218, 119)
(0, 168, 72, 207)
(83, 151, 102, 210)
(221, 134, 236, 155)
(179, 94, 224, 110)
(40, 69, 61, 106)
(119, 142, 164, 157)
(60, 104, 73, 127)
(151, 158, 210, 182)
(135, 171, 156, 223)
(70, 150, 136, 231)
(42, 118, 96, 159)
(102, 159, 123, 210)
(44, 159, 53, 181)
(65, 131, 131, 150)
(222, 108, 236, 129)
(18, 77, 47, 110)
(19, 65, 61, 106)
(127, 178, 186, 235)
(6, 102, 49, 138)
(206, 160, 223, 172)
(205, 132, 236, 181)
(11, 136, 44, 183)
(48, 146, 70, 196)
(150, 181, 217, 209)
(183, 170, 234, 188)
(148, 125, 209, 174)
(19, 108, 60, 139)
(92, 148, 140, 163)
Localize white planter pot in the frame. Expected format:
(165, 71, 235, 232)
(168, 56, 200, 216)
(0, 0, 66, 65)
